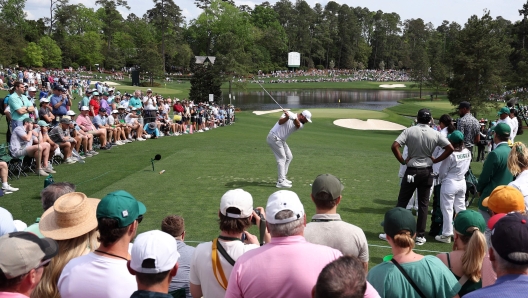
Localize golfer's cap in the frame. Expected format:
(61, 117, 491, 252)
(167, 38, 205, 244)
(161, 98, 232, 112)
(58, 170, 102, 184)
(81, 106, 89, 111)
(96, 190, 147, 228)
(498, 106, 510, 115)
(60, 118, 71, 125)
(66, 110, 76, 116)
(482, 185, 525, 214)
(37, 120, 49, 127)
(454, 210, 486, 236)
(220, 189, 253, 219)
(311, 174, 343, 200)
(448, 130, 464, 143)
(382, 207, 416, 238)
(417, 108, 431, 119)
(301, 110, 312, 123)
(457, 101, 471, 109)
(112, 110, 118, 114)
(130, 230, 179, 274)
(40, 98, 50, 103)
(266, 190, 304, 224)
(28, 87, 37, 92)
(92, 92, 100, 96)
(0, 232, 58, 279)
(492, 123, 511, 137)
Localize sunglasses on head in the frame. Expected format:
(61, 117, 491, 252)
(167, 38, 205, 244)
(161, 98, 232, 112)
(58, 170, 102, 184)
(36, 259, 51, 269)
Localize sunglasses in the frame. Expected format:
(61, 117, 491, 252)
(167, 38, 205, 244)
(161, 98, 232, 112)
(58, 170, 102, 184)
(137, 215, 143, 224)
(36, 259, 51, 269)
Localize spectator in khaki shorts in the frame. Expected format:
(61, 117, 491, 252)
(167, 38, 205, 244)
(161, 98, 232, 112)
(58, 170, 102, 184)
(63, 113, 96, 157)
(49, 118, 77, 164)
(76, 106, 111, 150)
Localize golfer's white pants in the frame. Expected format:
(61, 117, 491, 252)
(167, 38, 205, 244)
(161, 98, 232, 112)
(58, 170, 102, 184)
(440, 179, 467, 236)
(267, 133, 292, 182)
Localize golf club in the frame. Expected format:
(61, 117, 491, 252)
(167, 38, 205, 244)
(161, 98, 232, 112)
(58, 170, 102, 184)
(258, 82, 284, 110)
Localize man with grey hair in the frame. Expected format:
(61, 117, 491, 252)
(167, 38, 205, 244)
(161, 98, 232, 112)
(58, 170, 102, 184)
(225, 190, 342, 298)
(25, 182, 76, 237)
(465, 212, 528, 298)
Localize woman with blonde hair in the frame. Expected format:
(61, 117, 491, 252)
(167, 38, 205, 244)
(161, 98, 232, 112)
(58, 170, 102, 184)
(31, 192, 100, 298)
(436, 210, 487, 297)
(368, 207, 461, 297)
(508, 141, 528, 211)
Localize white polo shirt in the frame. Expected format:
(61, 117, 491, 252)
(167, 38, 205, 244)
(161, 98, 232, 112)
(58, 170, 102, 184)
(269, 115, 302, 141)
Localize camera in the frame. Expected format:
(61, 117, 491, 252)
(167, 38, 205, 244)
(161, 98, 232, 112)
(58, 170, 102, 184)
(251, 208, 261, 225)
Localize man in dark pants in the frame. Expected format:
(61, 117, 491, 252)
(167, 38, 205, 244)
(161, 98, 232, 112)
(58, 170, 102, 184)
(380, 109, 454, 245)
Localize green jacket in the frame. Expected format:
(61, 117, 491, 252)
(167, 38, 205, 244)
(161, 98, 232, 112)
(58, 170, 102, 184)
(477, 143, 513, 211)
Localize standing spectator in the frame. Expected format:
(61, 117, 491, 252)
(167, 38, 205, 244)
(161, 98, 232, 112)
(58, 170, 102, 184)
(508, 142, 528, 210)
(128, 230, 180, 298)
(304, 174, 369, 270)
(367, 207, 461, 297)
(129, 90, 143, 110)
(385, 109, 453, 245)
(143, 89, 157, 124)
(436, 210, 487, 297)
(509, 109, 518, 142)
(496, 107, 514, 134)
(476, 124, 488, 162)
(476, 123, 514, 222)
(0, 232, 59, 298)
(313, 256, 369, 298)
(162, 215, 195, 298)
(190, 189, 266, 298)
(435, 131, 471, 243)
(9, 118, 53, 176)
(8, 81, 35, 129)
(58, 190, 146, 298)
(89, 92, 101, 117)
(457, 101, 480, 156)
(464, 212, 528, 298)
(50, 86, 70, 124)
(225, 190, 342, 298)
(80, 89, 92, 109)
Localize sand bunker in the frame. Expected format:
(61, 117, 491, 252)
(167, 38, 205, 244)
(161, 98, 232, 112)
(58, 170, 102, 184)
(253, 109, 290, 115)
(334, 119, 406, 131)
(379, 84, 406, 88)
(98, 81, 121, 86)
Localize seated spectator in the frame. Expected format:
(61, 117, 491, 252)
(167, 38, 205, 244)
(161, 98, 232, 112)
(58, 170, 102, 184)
(128, 230, 180, 298)
(313, 256, 368, 298)
(436, 210, 487, 297)
(125, 107, 146, 141)
(0, 161, 18, 194)
(162, 215, 195, 298)
(144, 122, 160, 139)
(190, 189, 266, 298)
(76, 106, 111, 150)
(508, 142, 528, 211)
(304, 174, 369, 271)
(38, 98, 54, 123)
(464, 212, 528, 298)
(33, 192, 100, 298)
(225, 190, 342, 298)
(107, 110, 125, 145)
(25, 182, 76, 237)
(65, 112, 96, 156)
(58, 190, 146, 298)
(0, 231, 59, 298)
(9, 118, 53, 176)
(0, 207, 18, 236)
(49, 118, 77, 164)
(367, 207, 461, 297)
(94, 108, 120, 145)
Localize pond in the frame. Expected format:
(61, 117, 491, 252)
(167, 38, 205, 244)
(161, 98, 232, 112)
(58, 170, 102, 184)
(224, 89, 439, 111)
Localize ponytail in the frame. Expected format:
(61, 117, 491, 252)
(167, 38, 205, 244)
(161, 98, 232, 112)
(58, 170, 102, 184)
(508, 142, 528, 176)
(460, 229, 487, 282)
(439, 114, 455, 134)
(393, 231, 415, 252)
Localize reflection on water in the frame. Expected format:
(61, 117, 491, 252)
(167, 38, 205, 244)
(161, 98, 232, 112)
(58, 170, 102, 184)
(226, 89, 436, 111)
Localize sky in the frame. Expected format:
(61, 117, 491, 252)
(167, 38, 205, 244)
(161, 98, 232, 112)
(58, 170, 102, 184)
(24, 0, 526, 28)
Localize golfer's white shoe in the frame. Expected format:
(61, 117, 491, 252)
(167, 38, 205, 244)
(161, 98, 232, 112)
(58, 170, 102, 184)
(276, 180, 292, 188)
(284, 179, 292, 185)
(379, 233, 387, 241)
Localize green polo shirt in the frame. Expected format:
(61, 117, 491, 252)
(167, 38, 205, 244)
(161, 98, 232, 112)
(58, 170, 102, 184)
(8, 93, 31, 121)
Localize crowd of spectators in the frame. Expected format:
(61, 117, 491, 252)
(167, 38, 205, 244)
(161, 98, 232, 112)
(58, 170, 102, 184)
(249, 69, 410, 84)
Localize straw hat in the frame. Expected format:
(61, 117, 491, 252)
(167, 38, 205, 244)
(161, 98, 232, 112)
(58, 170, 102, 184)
(39, 192, 100, 240)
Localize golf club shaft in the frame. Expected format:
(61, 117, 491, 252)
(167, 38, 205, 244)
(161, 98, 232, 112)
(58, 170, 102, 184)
(258, 83, 284, 110)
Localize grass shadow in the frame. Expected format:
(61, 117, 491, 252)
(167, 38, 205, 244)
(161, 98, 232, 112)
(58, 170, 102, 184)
(224, 181, 276, 188)
(372, 198, 396, 206)
(340, 206, 387, 215)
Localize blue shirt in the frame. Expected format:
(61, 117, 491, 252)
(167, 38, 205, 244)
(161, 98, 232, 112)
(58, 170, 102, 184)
(143, 123, 159, 136)
(50, 94, 68, 116)
(39, 91, 48, 99)
(92, 115, 107, 128)
(464, 274, 528, 298)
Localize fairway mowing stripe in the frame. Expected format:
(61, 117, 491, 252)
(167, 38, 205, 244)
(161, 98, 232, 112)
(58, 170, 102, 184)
(76, 171, 114, 186)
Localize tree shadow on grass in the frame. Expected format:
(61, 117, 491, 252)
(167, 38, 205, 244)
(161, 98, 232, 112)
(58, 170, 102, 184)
(224, 181, 276, 188)
(31, 195, 41, 201)
(340, 206, 387, 216)
(372, 198, 397, 206)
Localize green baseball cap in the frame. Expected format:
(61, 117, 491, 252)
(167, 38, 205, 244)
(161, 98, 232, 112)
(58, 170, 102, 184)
(382, 207, 416, 238)
(23, 118, 34, 124)
(497, 106, 510, 116)
(454, 210, 486, 236)
(37, 120, 49, 127)
(311, 174, 344, 200)
(96, 190, 146, 228)
(492, 123, 511, 137)
(448, 130, 464, 144)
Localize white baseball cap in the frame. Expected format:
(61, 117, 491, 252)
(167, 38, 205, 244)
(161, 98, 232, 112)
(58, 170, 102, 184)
(266, 190, 305, 224)
(301, 110, 312, 123)
(80, 106, 89, 111)
(40, 98, 50, 103)
(220, 189, 253, 218)
(28, 87, 37, 92)
(130, 230, 180, 274)
(112, 110, 118, 114)
(66, 110, 76, 116)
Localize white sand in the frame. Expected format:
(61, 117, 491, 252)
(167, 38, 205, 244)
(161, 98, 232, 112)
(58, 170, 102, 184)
(98, 81, 121, 86)
(253, 109, 290, 115)
(334, 119, 406, 131)
(379, 84, 406, 88)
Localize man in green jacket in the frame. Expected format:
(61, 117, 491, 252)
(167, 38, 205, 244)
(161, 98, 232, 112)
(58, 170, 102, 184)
(477, 123, 513, 222)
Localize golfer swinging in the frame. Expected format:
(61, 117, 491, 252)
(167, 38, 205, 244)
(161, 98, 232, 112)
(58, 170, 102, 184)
(267, 109, 312, 188)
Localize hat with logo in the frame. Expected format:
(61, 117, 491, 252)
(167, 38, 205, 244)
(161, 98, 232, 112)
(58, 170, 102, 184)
(266, 190, 305, 224)
(220, 189, 253, 219)
(482, 185, 525, 214)
(96, 190, 146, 228)
(0, 232, 58, 279)
(448, 130, 464, 144)
(130, 230, 180, 274)
(498, 106, 511, 116)
(37, 120, 49, 127)
(491, 212, 528, 265)
(457, 101, 471, 109)
(311, 174, 344, 200)
(301, 110, 312, 123)
(492, 123, 510, 137)
(81, 106, 90, 111)
(382, 207, 416, 238)
(417, 108, 432, 121)
(454, 210, 486, 236)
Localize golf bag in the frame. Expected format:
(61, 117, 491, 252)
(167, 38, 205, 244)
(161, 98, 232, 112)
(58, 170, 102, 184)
(429, 179, 443, 236)
(465, 167, 478, 206)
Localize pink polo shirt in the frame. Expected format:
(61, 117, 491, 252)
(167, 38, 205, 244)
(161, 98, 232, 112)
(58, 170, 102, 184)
(0, 292, 28, 298)
(225, 235, 342, 298)
(76, 114, 95, 132)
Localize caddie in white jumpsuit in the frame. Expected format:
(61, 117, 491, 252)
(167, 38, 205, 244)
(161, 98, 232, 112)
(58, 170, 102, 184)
(436, 130, 471, 243)
(267, 109, 312, 188)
